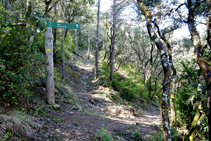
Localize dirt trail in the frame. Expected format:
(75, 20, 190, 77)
(54, 52, 161, 140)
(4, 52, 161, 141)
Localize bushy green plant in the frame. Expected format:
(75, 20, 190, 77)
(98, 128, 113, 141)
(175, 61, 208, 140)
(131, 127, 142, 140)
(99, 61, 147, 102)
(74, 122, 79, 126)
(0, 130, 12, 141)
(0, 4, 46, 107)
(54, 33, 75, 63)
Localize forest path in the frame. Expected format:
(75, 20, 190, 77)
(58, 51, 161, 140)
(32, 51, 161, 141)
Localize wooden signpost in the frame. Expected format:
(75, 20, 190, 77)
(45, 21, 80, 104)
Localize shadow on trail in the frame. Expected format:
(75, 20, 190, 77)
(49, 53, 161, 141)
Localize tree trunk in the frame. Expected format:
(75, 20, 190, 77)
(149, 43, 154, 98)
(137, 1, 172, 140)
(45, 26, 55, 105)
(95, 0, 100, 79)
(110, 0, 116, 82)
(53, 3, 57, 48)
(88, 24, 91, 59)
(75, 29, 78, 54)
(154, 21, 177, 127)
(187, 1, 211, 139)
(206, 2, 211, 138)
(143, 62, 146, 86)
(170, 75, 177, 127)
(62, 0, 65, 80)
(5, 0, 9, 23)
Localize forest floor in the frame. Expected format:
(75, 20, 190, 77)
(0, 51, 161, 141)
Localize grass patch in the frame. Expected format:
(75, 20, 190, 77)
(66, 67, 80, 79)
(143, 128, 180, 141)
(0, 111, 40, 137)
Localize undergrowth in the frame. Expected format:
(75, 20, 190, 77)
(0, 111, 40, 138)
(143, 128, 180, 141)
(98, 61, 148, 102)
(97, 128, 114, 141)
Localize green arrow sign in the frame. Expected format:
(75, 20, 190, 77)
(48, 22, 80, 29)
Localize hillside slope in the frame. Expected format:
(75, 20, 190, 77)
(0, 51, 161, 141)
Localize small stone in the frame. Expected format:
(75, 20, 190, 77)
(52, 104, 61, 109)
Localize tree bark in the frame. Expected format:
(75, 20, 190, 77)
(110, 0, 116, 82)
(88, 24, 91, 59)
(75, 29, 78, 54)
(95, 0, 100, 79)
(149, 43, 154, 98)
(187, 1, 211, 139)
(45, 26, 55, 105)
(62, 0, 65, 80)
(155, 22, 177, 127)
(5, 0, 9, 23)
(53, 3, 57, 48)
(137, 1, 172, 140)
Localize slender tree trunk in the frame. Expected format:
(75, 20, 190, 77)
(62, 0, 65, 80)
(170, 74, 177, 127)
(206, 3, 211, 138)
(102, 26, 107, 61)
(75, 29, 78, 54)
(88, 24, 91, 59)
(5, 0, 8, 23)
(79, 30, 82, 46)
(155, 22, 177, 127)
(137, 1, 172, 140)
(53, 3, 57, 48)
(167, 34, 177, 128)
(110, 0, 116, 82)
(143, 63, 146, 86)
(149, 44, 154, 98)
(187, 1, 211, 139)
(95, 0, 100, 79)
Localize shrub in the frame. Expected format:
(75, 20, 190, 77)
(131, 127, 142, 140)
(98, 128, 113, 141)
(0, 4, 45, 107)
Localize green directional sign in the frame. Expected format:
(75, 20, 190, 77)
(47, 22, 80, 29)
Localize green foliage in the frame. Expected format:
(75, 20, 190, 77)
(33, 102, 47, 116)
(54, 33, 75, 63)
(0, 4, 46, 107)
(0, 131, 12, 141)
(97, 128, 114, 141)
(74, 122, 79, 126)
(143, 128, 180, 141)
(175, 60, 208, 140)
(131, 127, 142, 140)
(113, 78, 139, 101)
(99, 61, 147, 102)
